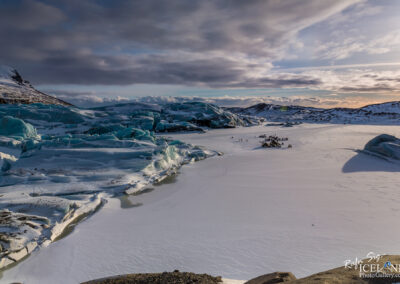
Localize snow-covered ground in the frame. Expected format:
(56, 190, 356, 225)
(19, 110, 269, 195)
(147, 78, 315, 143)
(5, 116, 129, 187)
(3, 123, 400, 283)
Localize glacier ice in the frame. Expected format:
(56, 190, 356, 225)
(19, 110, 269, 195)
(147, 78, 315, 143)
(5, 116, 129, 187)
(0, 101, 249, 268)
(364, 134, 400, 160)
(0, 116, 38, 139)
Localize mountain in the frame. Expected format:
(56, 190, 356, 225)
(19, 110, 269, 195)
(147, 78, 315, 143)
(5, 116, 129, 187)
(0, 65, 72, 106)
(227, 102, 400, 124)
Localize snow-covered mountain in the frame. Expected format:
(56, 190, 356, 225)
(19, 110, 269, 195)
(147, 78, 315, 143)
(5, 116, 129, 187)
(228, 101, 400, 124)
(0, 65, 72, 106)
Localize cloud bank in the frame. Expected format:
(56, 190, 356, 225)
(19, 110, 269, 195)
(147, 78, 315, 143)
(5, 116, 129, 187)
(2, 0, 400, 105)
(0, 0, 359, 88)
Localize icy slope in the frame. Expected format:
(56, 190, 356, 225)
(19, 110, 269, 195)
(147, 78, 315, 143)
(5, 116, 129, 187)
(0, 101, 252, 269)
(228, 101, 400, 124)
(0, 65, 71, 106)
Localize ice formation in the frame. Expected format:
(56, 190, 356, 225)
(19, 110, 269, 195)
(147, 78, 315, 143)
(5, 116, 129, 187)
(363, 134, 400, 160)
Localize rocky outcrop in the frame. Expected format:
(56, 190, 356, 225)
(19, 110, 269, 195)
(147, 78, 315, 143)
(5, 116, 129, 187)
(0, 65, 72, 106)
(82, 270, 223, 284)
(246, 255, 400, 284)
(84, 255, 400, 284)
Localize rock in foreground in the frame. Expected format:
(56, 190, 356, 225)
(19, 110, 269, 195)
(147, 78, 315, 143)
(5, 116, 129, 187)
(245, 255, 400, 283)
(245, 272, 296, 283)
(87, 255, 400, 284)
(82, 271, 222, 284)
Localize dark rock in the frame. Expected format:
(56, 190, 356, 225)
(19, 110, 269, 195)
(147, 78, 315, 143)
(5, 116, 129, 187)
(245, 272, 297, 284)
(82, 271, 223, 284)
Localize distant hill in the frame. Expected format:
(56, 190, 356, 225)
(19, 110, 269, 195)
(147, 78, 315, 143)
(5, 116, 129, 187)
(0, 65, 72, 106)
(227, 101, 400, 124)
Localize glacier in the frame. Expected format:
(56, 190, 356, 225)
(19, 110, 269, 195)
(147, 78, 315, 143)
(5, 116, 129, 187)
(0, 101, 254, 269)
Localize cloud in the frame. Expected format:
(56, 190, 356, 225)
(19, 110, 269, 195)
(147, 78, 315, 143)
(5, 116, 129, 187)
(315, 30, 400, 60)
(324, 0, 382, 26)
(0, 0, 65, 30)
(304, 69, 400, 93)
(45, 89, 131, 107)
(6, 0, 399, 101)
(48, 92, 396, 109)
(0, 0, 360, 87)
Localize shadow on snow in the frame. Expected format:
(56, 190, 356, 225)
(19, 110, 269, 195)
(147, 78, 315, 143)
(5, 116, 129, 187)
(342, 151, 400, 173)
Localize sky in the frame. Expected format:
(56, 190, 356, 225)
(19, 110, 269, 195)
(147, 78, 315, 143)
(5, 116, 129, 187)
(1, 0, 400, 107)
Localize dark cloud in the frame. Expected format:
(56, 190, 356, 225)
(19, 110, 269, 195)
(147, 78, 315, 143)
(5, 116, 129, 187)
(25, 53, 322, 88)
(375, 77, 400, 82)
(0, 0, 65, 30)
(221, 76, 322, 88)
(0, 0, 359, 87)
(339, 85, 396, 92)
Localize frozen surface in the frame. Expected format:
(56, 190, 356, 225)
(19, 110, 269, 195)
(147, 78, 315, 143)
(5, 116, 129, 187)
(4, 124, 400, 283)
